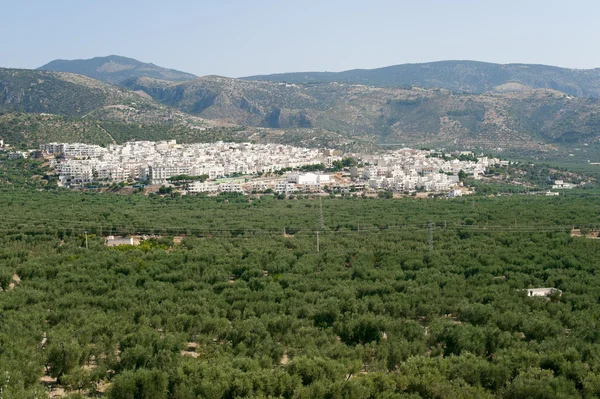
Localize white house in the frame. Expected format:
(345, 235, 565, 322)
(524, 288, 562, 297)
(552, 180, 575, 189)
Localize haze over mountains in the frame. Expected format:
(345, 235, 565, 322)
(2, 56, 600, 157)
(38, 55, 197, 85)
(37, 56, 600, 98)
(243, 61, 600, 98)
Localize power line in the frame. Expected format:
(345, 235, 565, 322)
(316, 231, 319, 253)
(0, 223, 585, 238)
(0, 212, 594, 233)
(319, 196, 324, 231)
(429, 222, 433, 253)
(0, 214, 589, 231)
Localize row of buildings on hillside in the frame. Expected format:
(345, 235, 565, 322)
(186, 172, 335, 194)
(42, 141, 337, 186)
(0, 139, 27, 159)
(34, 140, 516, 195)
(353, 149, 502, 192)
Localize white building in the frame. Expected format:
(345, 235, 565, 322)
(448, 189, 463, 198)
(219, 182, 244, 193)
(8, 151, 28, 160)
(252, 182, 270, 192)
(552, 180, 575, 189)
(275, 182, 296, 193)
(187, 181, 219, 194)
(286, 173, 331, 185)
(525, 288, 562, 297)
(148, 165, 193, 185)
(40, 142, 65, 154)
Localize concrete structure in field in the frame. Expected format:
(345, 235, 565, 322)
(525, 288, 562, 297)
(105, 236, 135, 247)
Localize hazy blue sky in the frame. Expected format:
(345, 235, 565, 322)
(2, 0, 599, 77)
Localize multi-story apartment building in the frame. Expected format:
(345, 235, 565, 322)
(148, 165, 193, 185)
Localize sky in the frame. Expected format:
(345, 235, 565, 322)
(2, 0, 599, 77)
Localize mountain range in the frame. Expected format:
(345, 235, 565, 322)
(0, 66, 354, 150)
(122, 75, 600, 152)
(38, 55, 196, 85)
(2, 56, 600, 159)
(243, 60, 600, 98)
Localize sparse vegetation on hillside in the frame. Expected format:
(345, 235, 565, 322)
(3, 65, 600, 159)
(0, 111, 364, 151)
(242, 60, 600, 98)
(0, 113, 113, 148)
(123, 75, 600, 154)
(0, 68, 148, 116)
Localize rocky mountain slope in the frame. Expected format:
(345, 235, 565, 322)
(0, 68, 353, 150)
(0, 111, 357, 151)
(0, 68, 253, 147)
(3, 65, 600, 157)
(0, 67, 222, 127)
(242, 60, 600, 98)
(0, 67, 152, 116)
(38, 55, 196, 85)
(123, 75, 600, 152)
(0, 112, 240, 149)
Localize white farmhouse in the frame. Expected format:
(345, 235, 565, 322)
(552, 180, 575, 189)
